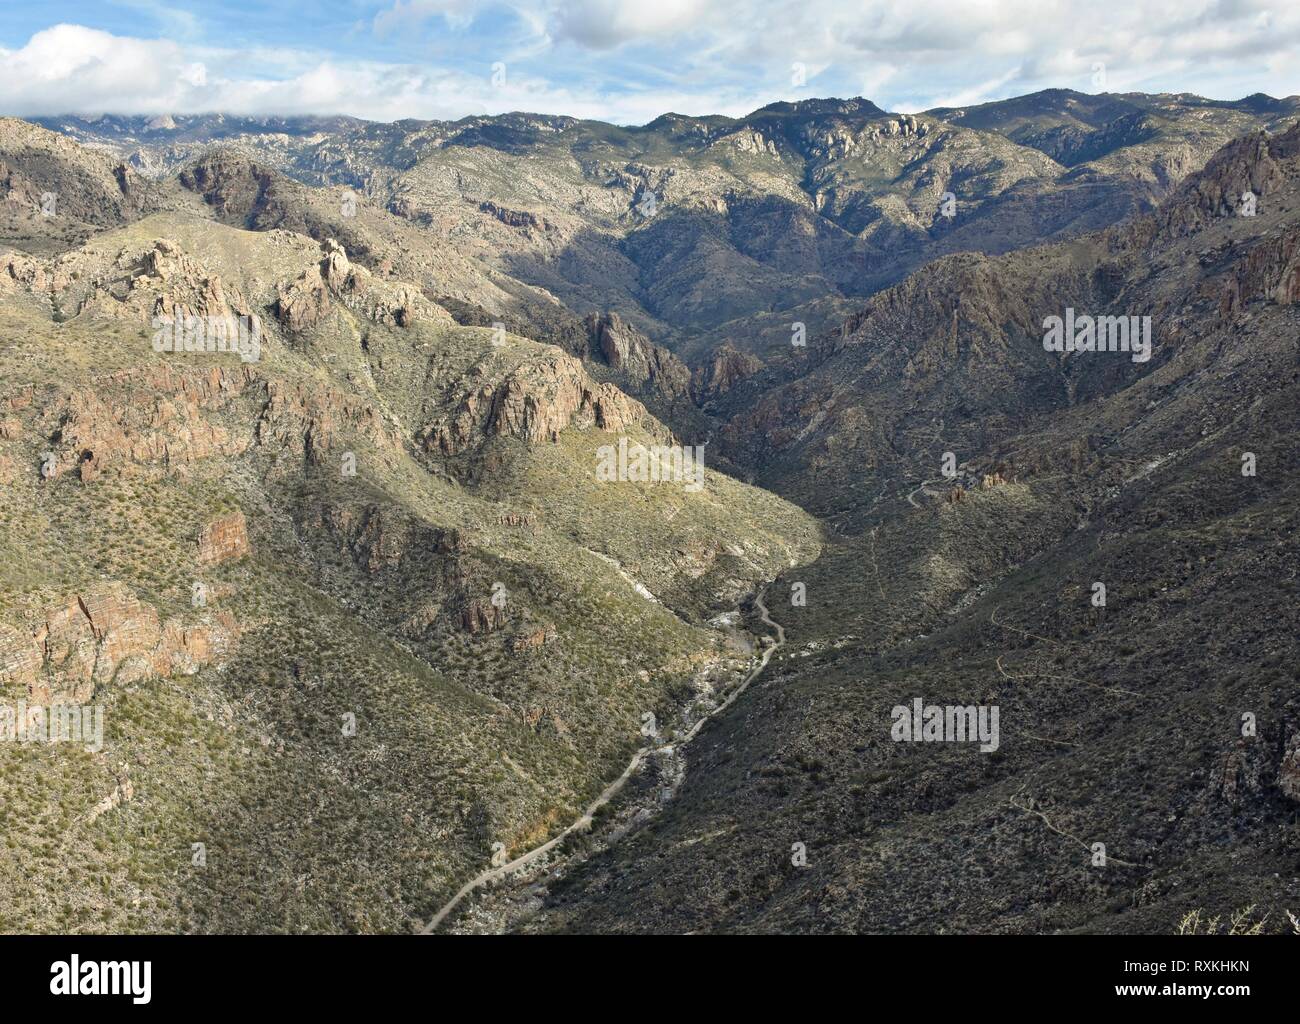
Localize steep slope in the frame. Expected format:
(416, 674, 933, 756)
(0, 117, 178, 255)
(0, 166, 819, 932)
(35, 96, 1293, 366)
(509, 122, 1300, 935)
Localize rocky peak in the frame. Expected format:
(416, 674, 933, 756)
(586, 312, 691, 400)
(275, 238, 449, 332)
(178, 148, 275, 223)
(1147, 121, 1300, 239)
(420, 348, 647, 457)
(692, 342, 764, 403)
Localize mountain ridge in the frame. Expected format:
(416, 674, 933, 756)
(2, 96, 1297, 934)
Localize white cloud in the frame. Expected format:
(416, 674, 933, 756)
(1, 2, 1298, 126)
(0, 23, 773, 123)
(372, 0, 480, 36)
(914, 68, 1025, 112)
(552, 0, 710, 50)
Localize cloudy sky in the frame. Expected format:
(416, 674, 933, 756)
(1, 1, 1297, 124)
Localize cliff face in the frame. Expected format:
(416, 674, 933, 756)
(692, 343, 763, 404)
(586, 312, 692, 402)
(1144, 124, 1300, 239)
(0, 582, 238, 704)
(197, 512, 250, 566)
(419, 348, 646, 456)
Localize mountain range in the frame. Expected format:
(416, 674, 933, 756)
(1, 88, 1297, 934)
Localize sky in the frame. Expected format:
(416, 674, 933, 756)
(0, 1, 1297, 125)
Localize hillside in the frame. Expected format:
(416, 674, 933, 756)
(506, 123, 1300, 934)
(0, 124, 819, 932)
(2, 99, 1297, 936)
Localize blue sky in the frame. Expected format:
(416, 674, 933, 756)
(1, 1, 1298, 124)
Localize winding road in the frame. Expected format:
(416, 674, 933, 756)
(421, 587, 786, 934)
(906, 478, 947, 508)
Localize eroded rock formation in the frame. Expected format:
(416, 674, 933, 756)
(0, 582, 239, 704)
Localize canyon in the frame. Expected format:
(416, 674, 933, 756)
(1, 90, 1297, 934)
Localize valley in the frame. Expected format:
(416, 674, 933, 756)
(1, 90, 1297, 934)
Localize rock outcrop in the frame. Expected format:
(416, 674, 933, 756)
(1214, 225, 1300, 312)
(512, 624, 556, 653)
(197, 511, 250, 566)
(420, 349, 645, 456)
(0, 583, 239, 704)
(459, 598, 507, 634)
(1, 250, 48, 294)
(479, 200, 549, 232)
(586, 312, 692, 403)
(276, 238, 450, 332)
(40, 368, 249, 482)
(1146, 122, 1300, 240)
(87, 764, 135, 823)
(692, 342, 763, 402)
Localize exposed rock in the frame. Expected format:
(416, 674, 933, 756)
(723, 129, 780, 158)
(511, 624, 556, 653)
(254, 375, 400, 467)
(276, 239, 449, 332)
(693, 343, 763, 402)
(346, 507, 406, 573)
(1, 250, 48, 294)
(1147, 123, 1300, 239)
(0, 583, 239, 704)
(0, 117, 154, 226)
(1216, 225, 1300, 312)
(522, 704, 570, 738)
(313, 502, 456, 574)
(62, 238, 258, 331)
(401, 601, 442, 637)
(197, 511, 250, 566)
(421, 350, 645, 456)
(585, 312, 693, 403)
(1218, 730, 1279, 807)
(178, 148, 273, 221)
(275, 261, 331, 332)
(460, 599, 507, 634)
(0, 623, 42, 695)
(87, 765, 135, 824)
(479, 200, 549, 232)
(40, 372, 248, 482)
